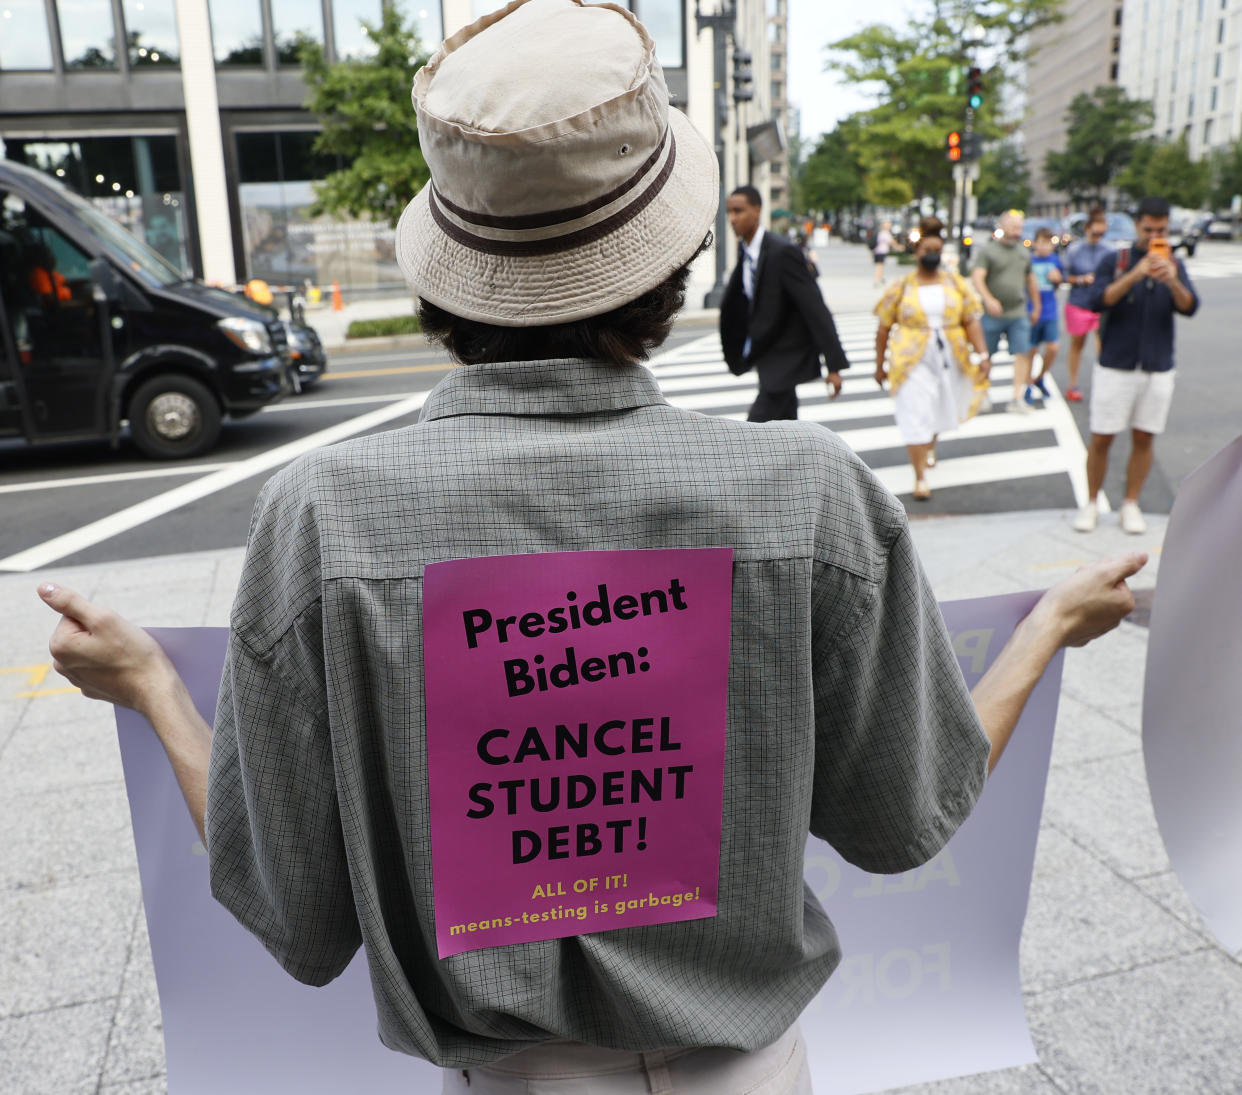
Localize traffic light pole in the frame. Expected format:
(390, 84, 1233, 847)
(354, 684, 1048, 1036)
(696, 1, 737, 309)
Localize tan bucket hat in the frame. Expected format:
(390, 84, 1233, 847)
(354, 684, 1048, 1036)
(395, 0, 718, 326)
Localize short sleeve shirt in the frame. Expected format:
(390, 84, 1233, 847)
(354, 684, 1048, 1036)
(973, 240, 1032, 318)
(205, 359, 989, 1068)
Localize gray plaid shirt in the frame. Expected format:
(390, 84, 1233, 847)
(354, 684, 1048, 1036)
(206, 358, 988, 1068)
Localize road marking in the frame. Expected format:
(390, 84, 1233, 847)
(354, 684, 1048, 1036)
(1, 664, 52, 688)
(0, 392, 429, 573)
(263, 394, 410, 413)
(19, 686, 80, 699)
(320, 362, 455, 380)
(0, 463, 233, 496)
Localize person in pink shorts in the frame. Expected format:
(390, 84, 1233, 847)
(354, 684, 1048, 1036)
(1061, 209, 1110, 402)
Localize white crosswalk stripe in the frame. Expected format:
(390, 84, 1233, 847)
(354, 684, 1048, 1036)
(648, 314, 1089, 505)
(1182, 250, 1242, 280)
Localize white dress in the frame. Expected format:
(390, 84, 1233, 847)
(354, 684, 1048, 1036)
(893, 285, 977, 446)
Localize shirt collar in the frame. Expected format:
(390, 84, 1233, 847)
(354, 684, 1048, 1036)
(420, 358, 670, 421)
(743, 225, 765, 263)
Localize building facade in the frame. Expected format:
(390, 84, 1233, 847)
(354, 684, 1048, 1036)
(1117, 0, 1242, 161)
(0, 0, 785, 298)
(1025, 0, 1125, 214)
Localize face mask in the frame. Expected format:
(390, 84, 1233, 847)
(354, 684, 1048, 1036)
(918, 252, 942, 271)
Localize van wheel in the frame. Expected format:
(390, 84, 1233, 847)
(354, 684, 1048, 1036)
(128, 375, 222, 459)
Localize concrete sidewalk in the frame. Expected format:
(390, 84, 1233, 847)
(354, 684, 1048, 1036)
(3, 504, 1240, 1094)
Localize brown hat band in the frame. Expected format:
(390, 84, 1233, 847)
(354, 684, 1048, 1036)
(427, 127, 677, 257)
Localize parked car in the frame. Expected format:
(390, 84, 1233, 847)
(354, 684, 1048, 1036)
(1020, 217, 1069, 249)
(1199, 215, 1234, 240)
(284, 319, 327, 391)
(0, 159, 290, 459)
(1063, 211, 1137, 251)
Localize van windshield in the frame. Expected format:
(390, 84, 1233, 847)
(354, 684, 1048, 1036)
(58, 189, 186, 288)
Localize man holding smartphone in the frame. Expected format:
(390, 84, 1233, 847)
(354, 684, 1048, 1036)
(1074, 196, 1199, 534)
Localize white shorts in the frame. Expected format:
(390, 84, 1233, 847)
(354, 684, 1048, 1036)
(1089, 366, 1175, 436)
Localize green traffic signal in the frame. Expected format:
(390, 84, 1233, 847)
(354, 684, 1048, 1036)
(969, 92, 982, 109)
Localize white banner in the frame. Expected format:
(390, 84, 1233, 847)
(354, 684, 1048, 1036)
(1143, 434, 1242, 955)
(116, 591, 1061, 1094)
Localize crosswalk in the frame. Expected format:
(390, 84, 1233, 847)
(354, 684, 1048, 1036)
(647, 314, 1089, 507)
(1183, 247, 1242, 280)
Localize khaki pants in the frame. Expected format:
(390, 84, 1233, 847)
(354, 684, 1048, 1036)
(441, 1022, 811, 1095)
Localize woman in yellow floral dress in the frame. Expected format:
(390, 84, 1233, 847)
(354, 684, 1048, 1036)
(874, 216, 993, 500)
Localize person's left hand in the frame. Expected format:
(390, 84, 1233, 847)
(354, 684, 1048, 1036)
(1149, 256, 1177, 284)
(825, 371, 843, 399)
(40, 583, 175, 712)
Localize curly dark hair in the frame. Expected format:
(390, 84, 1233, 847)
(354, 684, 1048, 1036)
(917, 215, 944, 240)
(418, 234, 713, 368)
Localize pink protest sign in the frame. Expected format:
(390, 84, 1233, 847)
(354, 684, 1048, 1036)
(423, 548, 733, 958)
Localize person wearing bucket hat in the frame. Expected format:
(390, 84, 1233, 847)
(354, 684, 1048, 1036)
(39, 1, 1149, 1093)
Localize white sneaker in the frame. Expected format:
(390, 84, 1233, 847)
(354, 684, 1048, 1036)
(1006, 399, 1035, 415)
(1073, 502, 1098, 532)
(1119, 501, 1147, 535)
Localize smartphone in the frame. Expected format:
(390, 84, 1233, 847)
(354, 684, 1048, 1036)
(1148, 237, 1171, 260)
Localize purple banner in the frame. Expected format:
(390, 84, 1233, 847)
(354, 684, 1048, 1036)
(423, 549, 732, 956)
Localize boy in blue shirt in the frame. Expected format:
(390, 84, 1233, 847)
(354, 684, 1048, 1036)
(1026, 228, 1064, 405)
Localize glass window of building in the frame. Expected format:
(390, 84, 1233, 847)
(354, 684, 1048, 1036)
(58, 0, 120, 68)
(0, 0, 55, 69)
(235, 129, 402, 292)
(396, 0, 443, 51)
(122, 0, 180, 66)
(271, 0, 323, 64)
(210, 0, 265, 65)
(333, 0, 381, 59)
(2, 135, 190, 272)
(633, 0, 683, 67)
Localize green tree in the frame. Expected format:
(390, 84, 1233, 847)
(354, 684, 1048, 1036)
(798, 121, 866, 220)
(1209, 138, 1242, 210)
(1043, 86, 1154, 203)
(1116, 135, 1211, 207)
(824, 1, 1061, 218)
(300, 7, 430, 227)
(975, 139, 1031, 216)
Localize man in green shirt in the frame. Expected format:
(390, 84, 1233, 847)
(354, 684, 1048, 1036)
(970, 211, 1042, 416)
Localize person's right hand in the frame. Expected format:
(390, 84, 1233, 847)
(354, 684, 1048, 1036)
(40, 583, 177, 713)
(1082, 272, 1095, 286)
(874, 364, 888, 388)
(984, 295, 1003, 317)
(1029, 552, 1148, 648)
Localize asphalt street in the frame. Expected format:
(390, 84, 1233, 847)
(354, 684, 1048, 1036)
(2, 242, 1239, 572)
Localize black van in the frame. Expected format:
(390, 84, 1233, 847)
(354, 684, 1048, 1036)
(0, 160, 290, 459)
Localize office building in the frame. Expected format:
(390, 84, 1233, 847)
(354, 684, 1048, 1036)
(0, 0, 787, 297)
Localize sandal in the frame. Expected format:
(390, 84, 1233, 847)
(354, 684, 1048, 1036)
(912, 480, 931, 501)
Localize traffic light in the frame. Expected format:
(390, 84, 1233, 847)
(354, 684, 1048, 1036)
(945, 131, 963, 163)
(732, 48, 754, 103)
(967, 66, 984, 110)
(962, 132, 984, 161)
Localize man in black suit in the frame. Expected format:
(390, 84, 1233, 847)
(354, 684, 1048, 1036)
(719, 186, 849, 422)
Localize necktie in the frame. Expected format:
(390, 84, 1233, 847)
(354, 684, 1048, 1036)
(741, 244, 755, 301)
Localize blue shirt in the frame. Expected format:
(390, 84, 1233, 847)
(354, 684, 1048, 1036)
(1086, 249, 1199, 373)
(1030, 253, 1063, 317)
(1064, 240, 1111, 308)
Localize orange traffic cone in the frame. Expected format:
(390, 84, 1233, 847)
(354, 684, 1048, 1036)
(331, 280, 344, 311)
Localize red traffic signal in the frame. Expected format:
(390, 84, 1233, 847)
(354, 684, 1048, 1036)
(946, 130, 963, 163)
